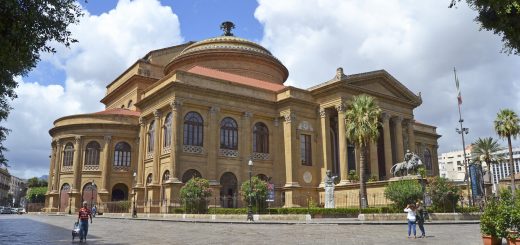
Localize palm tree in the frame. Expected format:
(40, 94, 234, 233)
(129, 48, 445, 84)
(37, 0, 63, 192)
(494, 109, 520, 197)
(344, 94, 382, 208)
(471, 137, 503, 196)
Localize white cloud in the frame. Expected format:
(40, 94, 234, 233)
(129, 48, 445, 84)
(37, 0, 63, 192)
(255, 0, 520, 153)
(5, 0, 184, 179)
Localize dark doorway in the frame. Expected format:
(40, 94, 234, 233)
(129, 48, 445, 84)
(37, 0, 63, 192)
(219, 172, 237, 208)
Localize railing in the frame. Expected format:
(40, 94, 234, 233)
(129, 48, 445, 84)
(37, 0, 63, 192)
(83, 165, 100, 171)
(252, 152, 270, 161)
(219, 149, 239, 158)
(62, 166, 73, 172)
(183, 145, 204, 154)
(112, 165, 130, 172)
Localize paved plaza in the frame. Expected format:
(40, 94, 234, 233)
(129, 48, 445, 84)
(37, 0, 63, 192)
(0, 214, 489, 245)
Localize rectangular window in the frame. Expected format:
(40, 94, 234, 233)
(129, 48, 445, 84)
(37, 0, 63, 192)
(300, 134, 312, 166)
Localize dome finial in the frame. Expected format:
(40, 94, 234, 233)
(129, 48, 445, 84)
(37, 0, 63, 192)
(220, 21, 235, 36)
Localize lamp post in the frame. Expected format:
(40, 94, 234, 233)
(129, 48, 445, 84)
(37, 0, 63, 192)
(132, 170, 137, 218)
(68, 184, 73, 215)
(91, 180, 96, 209)
(247, 158, 254, 222)
(456, 124, 472, 207)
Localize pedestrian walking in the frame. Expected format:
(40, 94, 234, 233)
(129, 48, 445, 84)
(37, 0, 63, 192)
(416, 201, 426, 238)
(77, 201, 93, 243)
(92, 205, 97, 218)
(404, 203, 417, 238)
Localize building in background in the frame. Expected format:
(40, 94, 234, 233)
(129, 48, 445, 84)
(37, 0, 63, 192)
(9, 175, 26, 207)
(0, 167, 11, 206)
(438, 145, 472, 181)
(490, 148, 520, 193)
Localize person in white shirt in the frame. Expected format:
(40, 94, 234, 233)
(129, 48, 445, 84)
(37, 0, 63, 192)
(404, 204, 417, 238)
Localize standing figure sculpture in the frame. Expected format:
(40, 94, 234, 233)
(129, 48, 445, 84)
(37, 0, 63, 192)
(324, 170, 337, 208)
(391, 150, 424, 177)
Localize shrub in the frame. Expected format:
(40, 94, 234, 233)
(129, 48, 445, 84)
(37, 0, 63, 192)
(26, 186, 47, 203)
(240, 176, 268, 212)
(384, 180, 423, 209)
(427, 176, 461, 212)
(180, 178, 212, 213)
(480, 197, 500, 237)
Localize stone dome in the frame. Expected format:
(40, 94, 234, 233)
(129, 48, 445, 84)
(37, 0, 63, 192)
(164, 35, 289, 85)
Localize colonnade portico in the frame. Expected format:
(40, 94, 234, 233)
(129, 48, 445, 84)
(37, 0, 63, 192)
(318, 104, 416, 182)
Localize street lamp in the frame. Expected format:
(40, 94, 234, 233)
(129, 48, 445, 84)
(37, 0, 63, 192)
(68, 184, 73, 215)
(91, 180, 97, 209)
(456, 124, 472, 207)
(247, 158, 254, 222)
(132, 170, 137, 218)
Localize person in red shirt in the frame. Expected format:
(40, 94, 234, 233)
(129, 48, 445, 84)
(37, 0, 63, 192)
(77, 201, 92, 242)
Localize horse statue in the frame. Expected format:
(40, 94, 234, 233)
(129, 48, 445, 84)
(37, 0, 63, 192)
(390, 150, 424, 177)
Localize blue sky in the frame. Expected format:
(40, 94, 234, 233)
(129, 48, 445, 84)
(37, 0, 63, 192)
(6, 0, 520, 179)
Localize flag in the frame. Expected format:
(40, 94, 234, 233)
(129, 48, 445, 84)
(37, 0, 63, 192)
(454, 68, 462, 105)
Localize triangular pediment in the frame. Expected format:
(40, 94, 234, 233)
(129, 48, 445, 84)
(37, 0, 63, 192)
(345, 70, 421, 106)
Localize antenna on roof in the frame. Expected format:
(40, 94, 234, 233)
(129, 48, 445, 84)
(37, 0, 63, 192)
(220, 21, 235, 36)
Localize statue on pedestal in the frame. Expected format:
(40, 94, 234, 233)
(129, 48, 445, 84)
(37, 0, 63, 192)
(324, 170, 337, 208)
(390, 149, 424, 177)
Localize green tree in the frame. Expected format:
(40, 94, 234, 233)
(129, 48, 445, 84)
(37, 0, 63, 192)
(471, 137, 503, 196)
(26, 186, 47, 203)
(179, 177, 212, 213)
(240, 176, 268, 212)
(26, 177, 47, 187)
(450, 0, 520, 55)
(344, 94, 382, 208)
(0, 0, 83, 167)
(427, 176, 461, 212)
(494, 109, 520, 197)
(384, 180, 423, 209)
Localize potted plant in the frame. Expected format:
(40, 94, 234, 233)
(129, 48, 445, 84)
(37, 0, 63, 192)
(507, 192, 520, 245)
(481, 197, 502, 245)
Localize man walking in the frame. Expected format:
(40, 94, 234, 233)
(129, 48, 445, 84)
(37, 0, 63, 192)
(77, 201, 93, 242)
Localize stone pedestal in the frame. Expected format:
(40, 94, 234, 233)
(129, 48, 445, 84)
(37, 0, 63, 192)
(324, 186, 335, 208)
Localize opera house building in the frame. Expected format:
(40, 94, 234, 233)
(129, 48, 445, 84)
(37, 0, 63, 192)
(44, 24, 440, 213)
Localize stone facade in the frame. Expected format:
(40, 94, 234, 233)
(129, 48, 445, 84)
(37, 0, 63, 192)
(45, 31, 440, 212)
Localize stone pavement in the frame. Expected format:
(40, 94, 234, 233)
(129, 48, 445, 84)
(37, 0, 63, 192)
(1, 214, 492, 245)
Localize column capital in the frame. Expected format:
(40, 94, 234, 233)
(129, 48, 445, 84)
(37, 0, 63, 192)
(209, 106, 220, 114)
(170, 99, 183, 111)
(153, 109, 161, 118)
(74, 136, 82, 144)
(139, 117, 145, 126)
(393, 115, 403, 123)
(382, 112, 391, 121)
(282, 112, 296, 123)
(104, 135, 112, 144)
(335, 104, 347, 113)
(319, 108, 329, 118)
(243, 111, 253, 118)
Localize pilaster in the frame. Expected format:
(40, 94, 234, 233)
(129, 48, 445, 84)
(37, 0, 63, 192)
(152, 110, 162, 184)
(382, 113, 393, 178)
(207, 106, 220, 181)
(282, 111, 299, 187)
(136, 117, 146, 187)
(72, 136, 82, 192)
(169, 99, 182, 182)
(319, 108, 332, 186)
(407, 119, 416, 152)
(394, 116, 404, 162)
(369, 140, 378, 178)
(101, 135, 112, 192)
(53, 140, 62, 192)
(336, 104, 349, 185)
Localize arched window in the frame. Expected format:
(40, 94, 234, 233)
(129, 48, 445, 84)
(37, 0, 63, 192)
(253, 122, 269, 153)
(146, 174, 153, 185)
(423, 148, 432, 173)
(63, 143, 74, 166)
(182, 169, 202, 183)
(84, 141, 101, 165)
(111, 183, 128, 201)
(220, 117, 238, 150)
(183, 112, 203, 146)
(114, 142, 131, 166)
(162, 170, 170, 182)
(163, 113, 172, 148)
(148, 120, 155, 153)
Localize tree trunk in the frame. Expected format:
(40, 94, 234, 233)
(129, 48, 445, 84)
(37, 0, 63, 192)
(508, 136, 516, 197)
(359, 145, 367, 209)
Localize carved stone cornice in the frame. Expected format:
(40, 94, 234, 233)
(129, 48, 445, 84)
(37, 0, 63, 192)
(170, 99, 183, 111)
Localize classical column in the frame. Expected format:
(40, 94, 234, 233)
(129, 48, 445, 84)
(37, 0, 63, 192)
(369, 141, 378, 178)
(101, 135, 112, 192)
(382, 113, 393, 178)
(407, 119, 416, 152)
(319, 108, 332, 185)
(282, 112, 299, 187)
(53, 140, 62, 192)
(241, 112, 252, 183)
(152, 110, 162, 185)
(336, 104, 349, 184)
(136, 117, 146, 187)
(394, 116, 404, 162)
(169, 100, 182, 182)
(47, 141, 56, 192)
(432, 145, 440, 176)
(72, 136, 82, 192)
(207, 106, 220, 182)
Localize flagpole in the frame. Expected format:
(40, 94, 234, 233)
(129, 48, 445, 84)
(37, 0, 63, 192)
(454, 67, 472, 207)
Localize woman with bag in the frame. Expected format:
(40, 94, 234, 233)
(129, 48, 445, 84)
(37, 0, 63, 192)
(404, 203, 417, 239)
